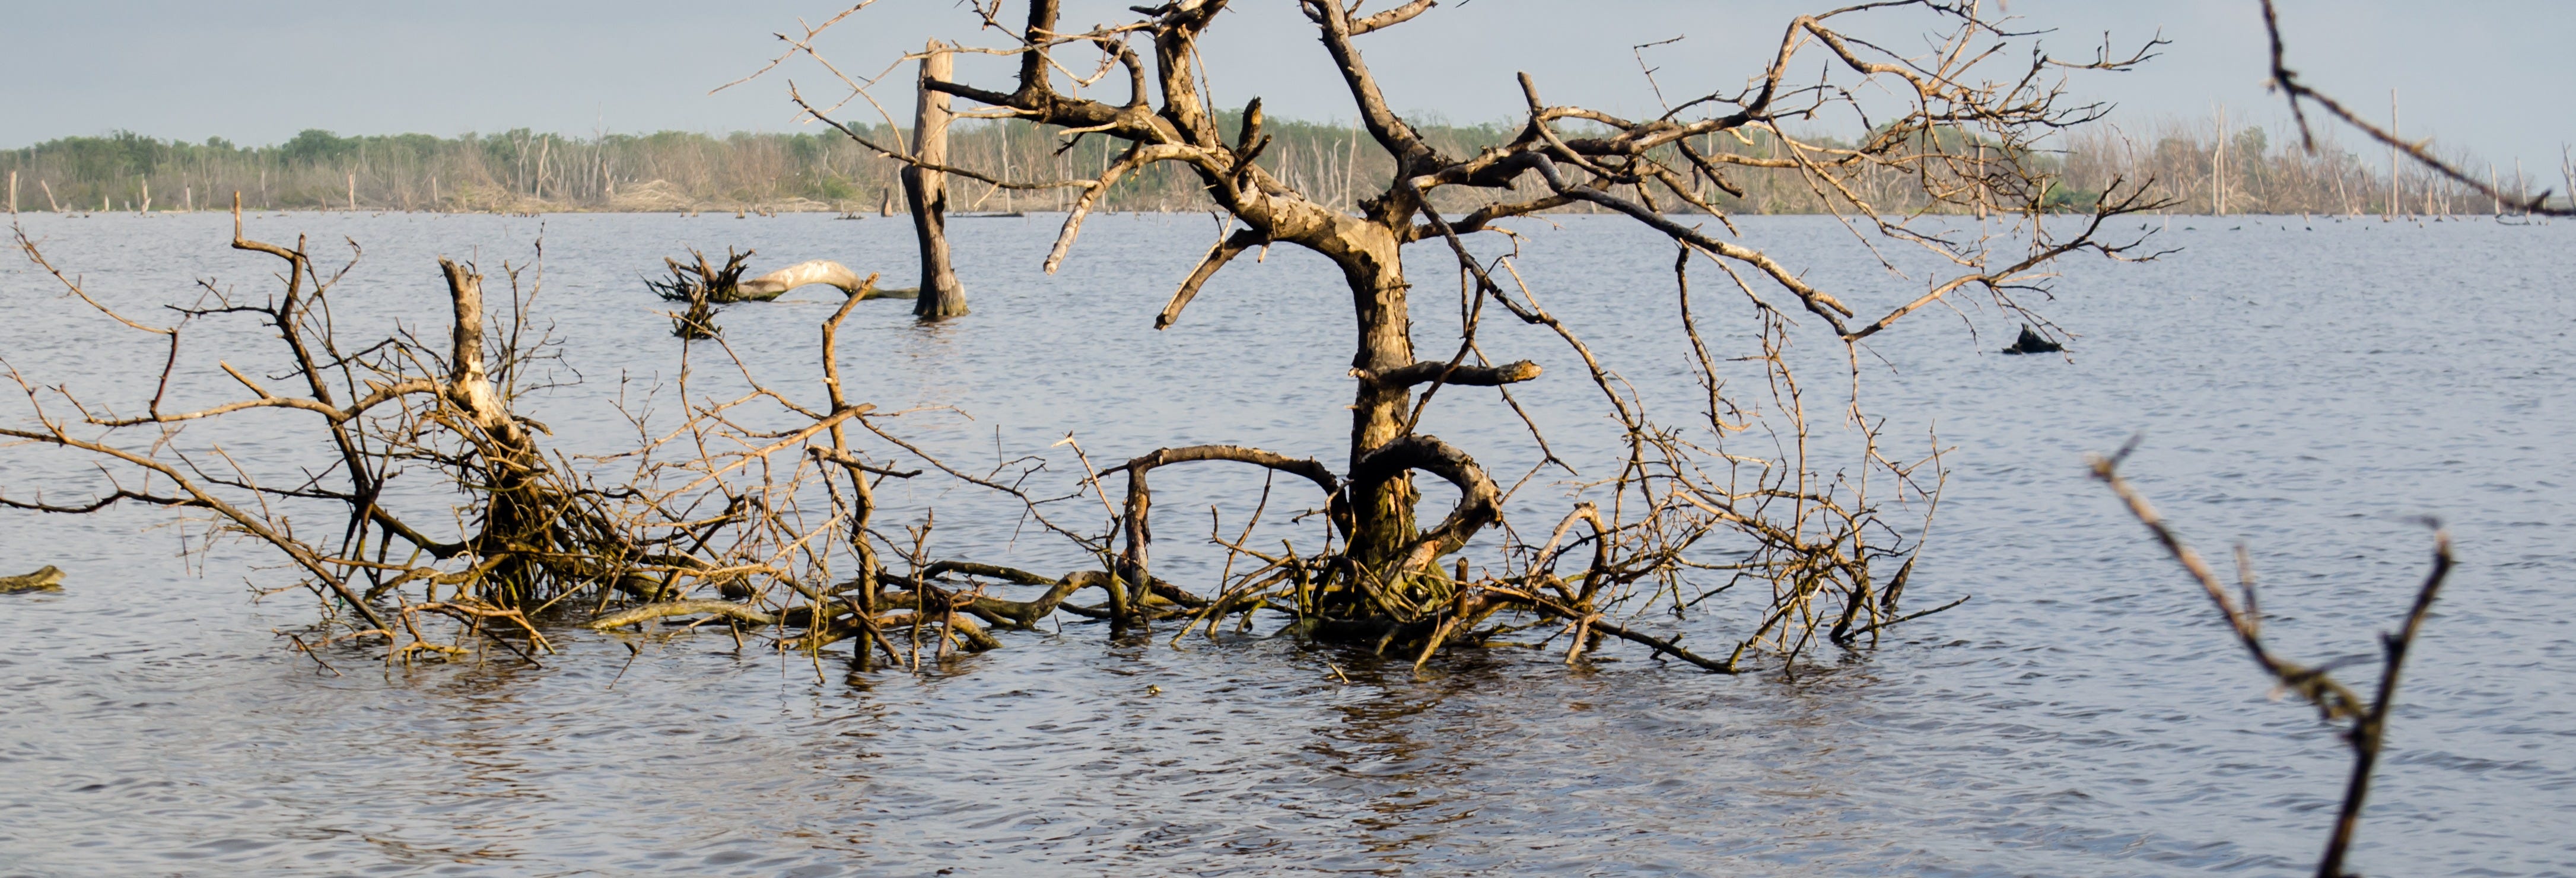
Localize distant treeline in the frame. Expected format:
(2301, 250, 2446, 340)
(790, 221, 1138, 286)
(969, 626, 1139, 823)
(2062, 120, 2573, 217)
(0, 120, 1501, 215)
(4, 116, 2566, 215)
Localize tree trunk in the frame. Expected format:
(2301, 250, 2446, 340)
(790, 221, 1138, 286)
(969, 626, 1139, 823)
(1338, 227, 1420, 576)
(438, 259, 558, 601)
(905, 40, 968, 319)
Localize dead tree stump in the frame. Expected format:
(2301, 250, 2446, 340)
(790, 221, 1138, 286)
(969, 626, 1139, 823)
(903, 40, 968, 319)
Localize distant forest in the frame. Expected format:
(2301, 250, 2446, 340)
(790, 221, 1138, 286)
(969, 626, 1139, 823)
(4, 115, 2565, 216)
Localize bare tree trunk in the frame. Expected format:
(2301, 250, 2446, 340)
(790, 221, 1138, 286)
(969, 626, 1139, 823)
(2562, 147, 2574, 213)
(905, 40, 968, 319)
(1338, 231, 1420, 572)
(2213, 105, 2227, 215)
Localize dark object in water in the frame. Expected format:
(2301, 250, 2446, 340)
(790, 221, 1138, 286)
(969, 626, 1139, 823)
(0, 565, 64, 593)
(2001, 325, 2063, 355)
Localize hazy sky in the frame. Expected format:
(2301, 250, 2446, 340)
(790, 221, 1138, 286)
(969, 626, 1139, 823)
(7, 1, 2571, 168)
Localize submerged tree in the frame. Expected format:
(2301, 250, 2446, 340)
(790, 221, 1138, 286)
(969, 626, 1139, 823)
(744, 0, 2167, 667)
(900, 39, 971, 317)
(1, 1, 2167, 675)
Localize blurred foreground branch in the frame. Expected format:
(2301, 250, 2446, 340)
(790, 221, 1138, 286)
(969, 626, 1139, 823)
(2092, 440, 2453, 877)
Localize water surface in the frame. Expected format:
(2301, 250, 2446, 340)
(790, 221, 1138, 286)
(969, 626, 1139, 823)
(1, 211, 2569, 876)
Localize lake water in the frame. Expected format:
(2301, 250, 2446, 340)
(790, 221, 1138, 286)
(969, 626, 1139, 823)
(1, 210, 2570, 876)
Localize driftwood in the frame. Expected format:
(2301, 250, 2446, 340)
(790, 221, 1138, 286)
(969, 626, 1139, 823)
(588, 599, 779, 630)
(734, 260, 920, 301)
(649, 250, 912, 340)
(0, 565, 63, 593)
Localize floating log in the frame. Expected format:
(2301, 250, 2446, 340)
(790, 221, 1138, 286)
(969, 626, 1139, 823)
(735, 260, 917, 301)
(0, 565, 64, 593)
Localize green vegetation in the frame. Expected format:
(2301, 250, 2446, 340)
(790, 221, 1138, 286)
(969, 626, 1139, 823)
(1, 116, 2536, 215)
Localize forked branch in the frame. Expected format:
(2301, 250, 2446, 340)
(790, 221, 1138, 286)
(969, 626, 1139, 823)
(2093, 441, 2453, 878)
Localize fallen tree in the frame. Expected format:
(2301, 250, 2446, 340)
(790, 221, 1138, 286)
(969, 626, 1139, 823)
(647, 247, 915, 338)
(1, 198, 991, 667)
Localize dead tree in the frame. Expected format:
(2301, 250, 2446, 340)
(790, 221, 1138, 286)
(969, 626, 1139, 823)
(2, 2, 2177, 677)
(647, 249, 914, 338)
(902, 39, 968, 318)
(647, 247, 753, 337)
(744, 0, 2169, 670)
(0, 198, 1020, 669)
